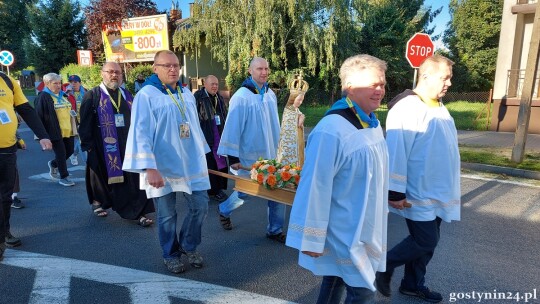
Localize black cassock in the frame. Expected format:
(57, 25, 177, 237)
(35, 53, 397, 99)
(79, 86, 154, 220)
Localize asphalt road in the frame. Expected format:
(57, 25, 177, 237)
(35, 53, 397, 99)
(1, 126, 539, 304)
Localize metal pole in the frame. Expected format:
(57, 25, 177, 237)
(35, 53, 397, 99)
(412, 68, 418, 89)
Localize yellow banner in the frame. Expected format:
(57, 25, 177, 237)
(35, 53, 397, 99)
(101, 14, 169, 63)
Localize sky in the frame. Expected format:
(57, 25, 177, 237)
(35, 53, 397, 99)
(154, 0, 451, 48)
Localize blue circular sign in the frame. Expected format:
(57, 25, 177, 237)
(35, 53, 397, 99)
(0, 50, 15, 66)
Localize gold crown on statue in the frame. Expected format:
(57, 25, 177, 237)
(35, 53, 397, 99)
(288, 73, 309, 93)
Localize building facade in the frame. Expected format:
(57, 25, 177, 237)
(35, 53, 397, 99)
(491, 0, 540, 133)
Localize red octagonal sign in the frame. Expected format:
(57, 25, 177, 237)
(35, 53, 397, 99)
(406, 33, 434, 68)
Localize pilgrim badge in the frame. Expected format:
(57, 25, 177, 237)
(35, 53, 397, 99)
(180, 122, 190, 139)
(114, 114, 125, 127)
(0, 109, 12, 124)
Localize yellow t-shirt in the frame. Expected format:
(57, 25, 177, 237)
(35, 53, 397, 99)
(53, 95, 72, 138)
(0, 75, 28, 148)
(416, 92, 440, 108)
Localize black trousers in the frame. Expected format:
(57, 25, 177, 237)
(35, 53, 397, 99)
(0, 149, 17, 245)
(51, 137, 74, 178)
(205, 152, 228, 195)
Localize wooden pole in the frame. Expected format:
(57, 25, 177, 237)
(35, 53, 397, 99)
(511, 3, 540, 163)
(486, 88, 493, 130)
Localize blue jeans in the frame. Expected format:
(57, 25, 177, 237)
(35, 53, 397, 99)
(154, 191, 208, 258)
(385, 217, 442, 290)
(316, 276, 375, 304)
(72, 136, 87, 163)
(219, 191, 285, 235)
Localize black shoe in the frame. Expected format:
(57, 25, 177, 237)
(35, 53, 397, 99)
(11, 197, 25, 209)
(219, 214, 233, 230)
(266, 232, 286, 243)
(0, 243, 5, 261)
(5, 232, 22, 247)
(211, 190, 229, 203)
(399, 286, 443, 303)
(375, 271, 392, 297)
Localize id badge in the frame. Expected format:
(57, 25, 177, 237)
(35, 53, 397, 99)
(214, 114, 221, 126)
(69, 110, 77, 117)
(114, 114, 125, 127)
(180, 122, 190, 139)
(0, 109, 12, 125)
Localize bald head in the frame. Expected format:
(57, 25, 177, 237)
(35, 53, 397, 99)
(204, 75, 219, 95)
(248, 57, 270, 88)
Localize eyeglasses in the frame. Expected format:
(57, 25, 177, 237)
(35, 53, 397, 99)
(102, 70, 122, 75)
(155, 63, 181, 70)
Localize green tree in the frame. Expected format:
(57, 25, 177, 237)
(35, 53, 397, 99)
(26, 0, 86, 75)
(357, 0, 441, 91)
(0, 0, 34, 69)
(444, 0, 503, 91)
(174, 0, 357, 90)
(174, 0, 437, 94)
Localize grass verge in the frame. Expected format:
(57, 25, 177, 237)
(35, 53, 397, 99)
(459, 145, 540, 172)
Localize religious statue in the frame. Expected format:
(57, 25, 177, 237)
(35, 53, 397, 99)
(276, 74, 308, 167)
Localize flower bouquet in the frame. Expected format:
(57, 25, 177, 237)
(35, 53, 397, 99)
(250, 158, 301, 190)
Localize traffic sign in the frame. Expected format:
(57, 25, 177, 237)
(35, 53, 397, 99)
(405, 33, 434, 68)
(0, 50, 15, 67)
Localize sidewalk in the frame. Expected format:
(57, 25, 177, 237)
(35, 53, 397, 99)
(458, 130, 540, 152)
(304, 128, 540, 180)
(458, 130, 540, 180)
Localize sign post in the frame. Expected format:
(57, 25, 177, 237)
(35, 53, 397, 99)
(405, 33, 434, 88)
(0, 50, 15, 76)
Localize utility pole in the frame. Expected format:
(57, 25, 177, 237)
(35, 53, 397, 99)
(511, 3, 540, 163)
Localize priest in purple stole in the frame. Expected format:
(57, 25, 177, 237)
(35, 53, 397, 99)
(194, 75, 229, 203)
(79, 62, 154, 226)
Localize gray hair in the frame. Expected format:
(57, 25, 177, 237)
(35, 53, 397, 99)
(339, 54, 387, 89)
(43, 73, 62, 84)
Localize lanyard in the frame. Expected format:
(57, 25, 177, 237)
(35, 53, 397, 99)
(345, 97, 365, 126)
(110, 90, 122, 113)
(163, 83, 186, 121)
(204, 89, 219, 114)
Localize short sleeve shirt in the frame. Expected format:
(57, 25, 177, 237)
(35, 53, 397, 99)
(0, 75, 28, 148)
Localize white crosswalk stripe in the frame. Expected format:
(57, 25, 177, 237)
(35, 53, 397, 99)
(4, 250, 296, 304)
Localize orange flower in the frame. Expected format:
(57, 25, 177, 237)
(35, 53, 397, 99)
(267, 174, 277, 187)
(257, 173, 264, 184)
(294, 175, 300, 184)
(281, 171, 292, 181)
(267, 165, 276, 174)
(283, 165, 290, 170)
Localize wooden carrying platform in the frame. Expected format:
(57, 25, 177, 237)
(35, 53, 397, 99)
(208, 169, 296, 206)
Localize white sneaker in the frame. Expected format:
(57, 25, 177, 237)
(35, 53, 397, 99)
(70, 155, 79, 166)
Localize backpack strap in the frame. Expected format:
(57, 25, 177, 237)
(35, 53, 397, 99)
(0, 72, 14, 93)
(325, 108, 363, 130)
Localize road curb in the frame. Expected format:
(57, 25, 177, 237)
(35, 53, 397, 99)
(461, 162, 540, 180)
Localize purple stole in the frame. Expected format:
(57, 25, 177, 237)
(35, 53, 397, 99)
(97, 87, 133, 184)
(211, 118, 227, 169)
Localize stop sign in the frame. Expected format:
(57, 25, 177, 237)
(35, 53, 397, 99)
(405, 33, 434, 68)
